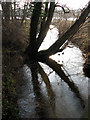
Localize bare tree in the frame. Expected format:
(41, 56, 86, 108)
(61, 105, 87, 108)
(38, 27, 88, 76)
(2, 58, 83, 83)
(2, 2, 11, 22)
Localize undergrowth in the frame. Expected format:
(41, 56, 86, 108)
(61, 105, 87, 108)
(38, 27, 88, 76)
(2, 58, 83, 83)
(2, 20, 29, 119)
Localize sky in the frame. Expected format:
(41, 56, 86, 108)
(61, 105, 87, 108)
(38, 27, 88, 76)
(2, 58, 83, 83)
(0, 0, 89, 10)
(57, 0, 89, 9)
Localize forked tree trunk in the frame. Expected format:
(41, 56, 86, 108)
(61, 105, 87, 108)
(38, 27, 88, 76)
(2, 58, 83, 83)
(25, 2, 90, 93)
(25, 2, 90, 66)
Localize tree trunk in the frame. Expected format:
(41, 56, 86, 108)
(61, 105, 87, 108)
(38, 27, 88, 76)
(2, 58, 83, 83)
(39, 2, 49, 33)
(36, 2, 55, 50)
(21, 3, 28, 24)
(2, 2, 11, 23)
(11, 3, 13, 20)
(25, 2, 42, 62)
(14, 2, 16, 20)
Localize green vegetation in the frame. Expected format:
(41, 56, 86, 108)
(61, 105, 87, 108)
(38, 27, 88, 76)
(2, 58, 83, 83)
(2, 72, 19, 120)
(2, 20, 30, 119)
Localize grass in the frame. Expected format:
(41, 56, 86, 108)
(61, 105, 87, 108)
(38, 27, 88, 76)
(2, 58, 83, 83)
(55, 19, 90, 60)
(2, 72, 19, 120)
(2, 20, 30, 119)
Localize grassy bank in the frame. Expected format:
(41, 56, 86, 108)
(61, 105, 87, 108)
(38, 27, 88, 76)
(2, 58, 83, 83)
(53, 19, 89, 55)
(71, 21, 89, 55)
(2, 20, 30, 119)
(53, 19, 90, 77)
(71, 20, 90, 77)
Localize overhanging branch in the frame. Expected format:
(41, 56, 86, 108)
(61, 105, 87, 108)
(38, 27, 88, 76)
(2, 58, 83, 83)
(55, 3, 70, 13)
(38, 3, 90, 57)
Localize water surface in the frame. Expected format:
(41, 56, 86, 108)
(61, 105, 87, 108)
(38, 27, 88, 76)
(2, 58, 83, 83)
(17, 26, 89, 118)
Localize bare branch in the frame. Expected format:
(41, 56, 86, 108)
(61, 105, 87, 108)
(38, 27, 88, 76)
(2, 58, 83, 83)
(55, 3, 70, 13)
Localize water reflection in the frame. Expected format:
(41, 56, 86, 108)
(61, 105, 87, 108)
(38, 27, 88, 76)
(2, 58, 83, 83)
(38, 63, 55, 101)
(17, 62, 87, 118)
(50, 43, 88, 101)
(31, 64, 48, 118)
(41, 58, 85, 108)
(17, 25, 88, 118)
(37, 63, 56, 117)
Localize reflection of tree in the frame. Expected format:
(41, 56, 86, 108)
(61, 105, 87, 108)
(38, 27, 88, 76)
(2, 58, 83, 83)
(31, 63, 56, 118)
(38, 58, 85, 108)
(31, 64, 47, 118)
(30, 61, 85, 118)
(37, 63, 56, 116)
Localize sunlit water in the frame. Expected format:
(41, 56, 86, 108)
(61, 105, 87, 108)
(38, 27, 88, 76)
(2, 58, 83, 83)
(17, 25, 89, 118)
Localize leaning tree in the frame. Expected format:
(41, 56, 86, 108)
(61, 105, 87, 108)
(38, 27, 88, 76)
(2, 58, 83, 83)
(25, 1, 90, 105)
(25, 2, 90, 63)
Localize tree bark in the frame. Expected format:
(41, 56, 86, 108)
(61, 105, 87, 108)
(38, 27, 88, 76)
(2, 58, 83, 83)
(25, 2, 42, 61)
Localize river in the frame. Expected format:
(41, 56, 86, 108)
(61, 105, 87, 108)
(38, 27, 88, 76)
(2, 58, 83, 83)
(17, 25, 89, 118)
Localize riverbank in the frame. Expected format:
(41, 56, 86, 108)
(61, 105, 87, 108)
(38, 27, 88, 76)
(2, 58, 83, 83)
(71, 20, 90, 78)
(55, 19, 90, 78)
(2, 21, 29, 119)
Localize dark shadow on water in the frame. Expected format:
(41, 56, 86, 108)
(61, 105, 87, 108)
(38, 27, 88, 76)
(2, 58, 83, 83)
(37, 63, 56, 116)
(27, 60, 85, 118)
(31, 64, 46, 118)
(30, 63, 56, 118)
(41, 58, 85, 108)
